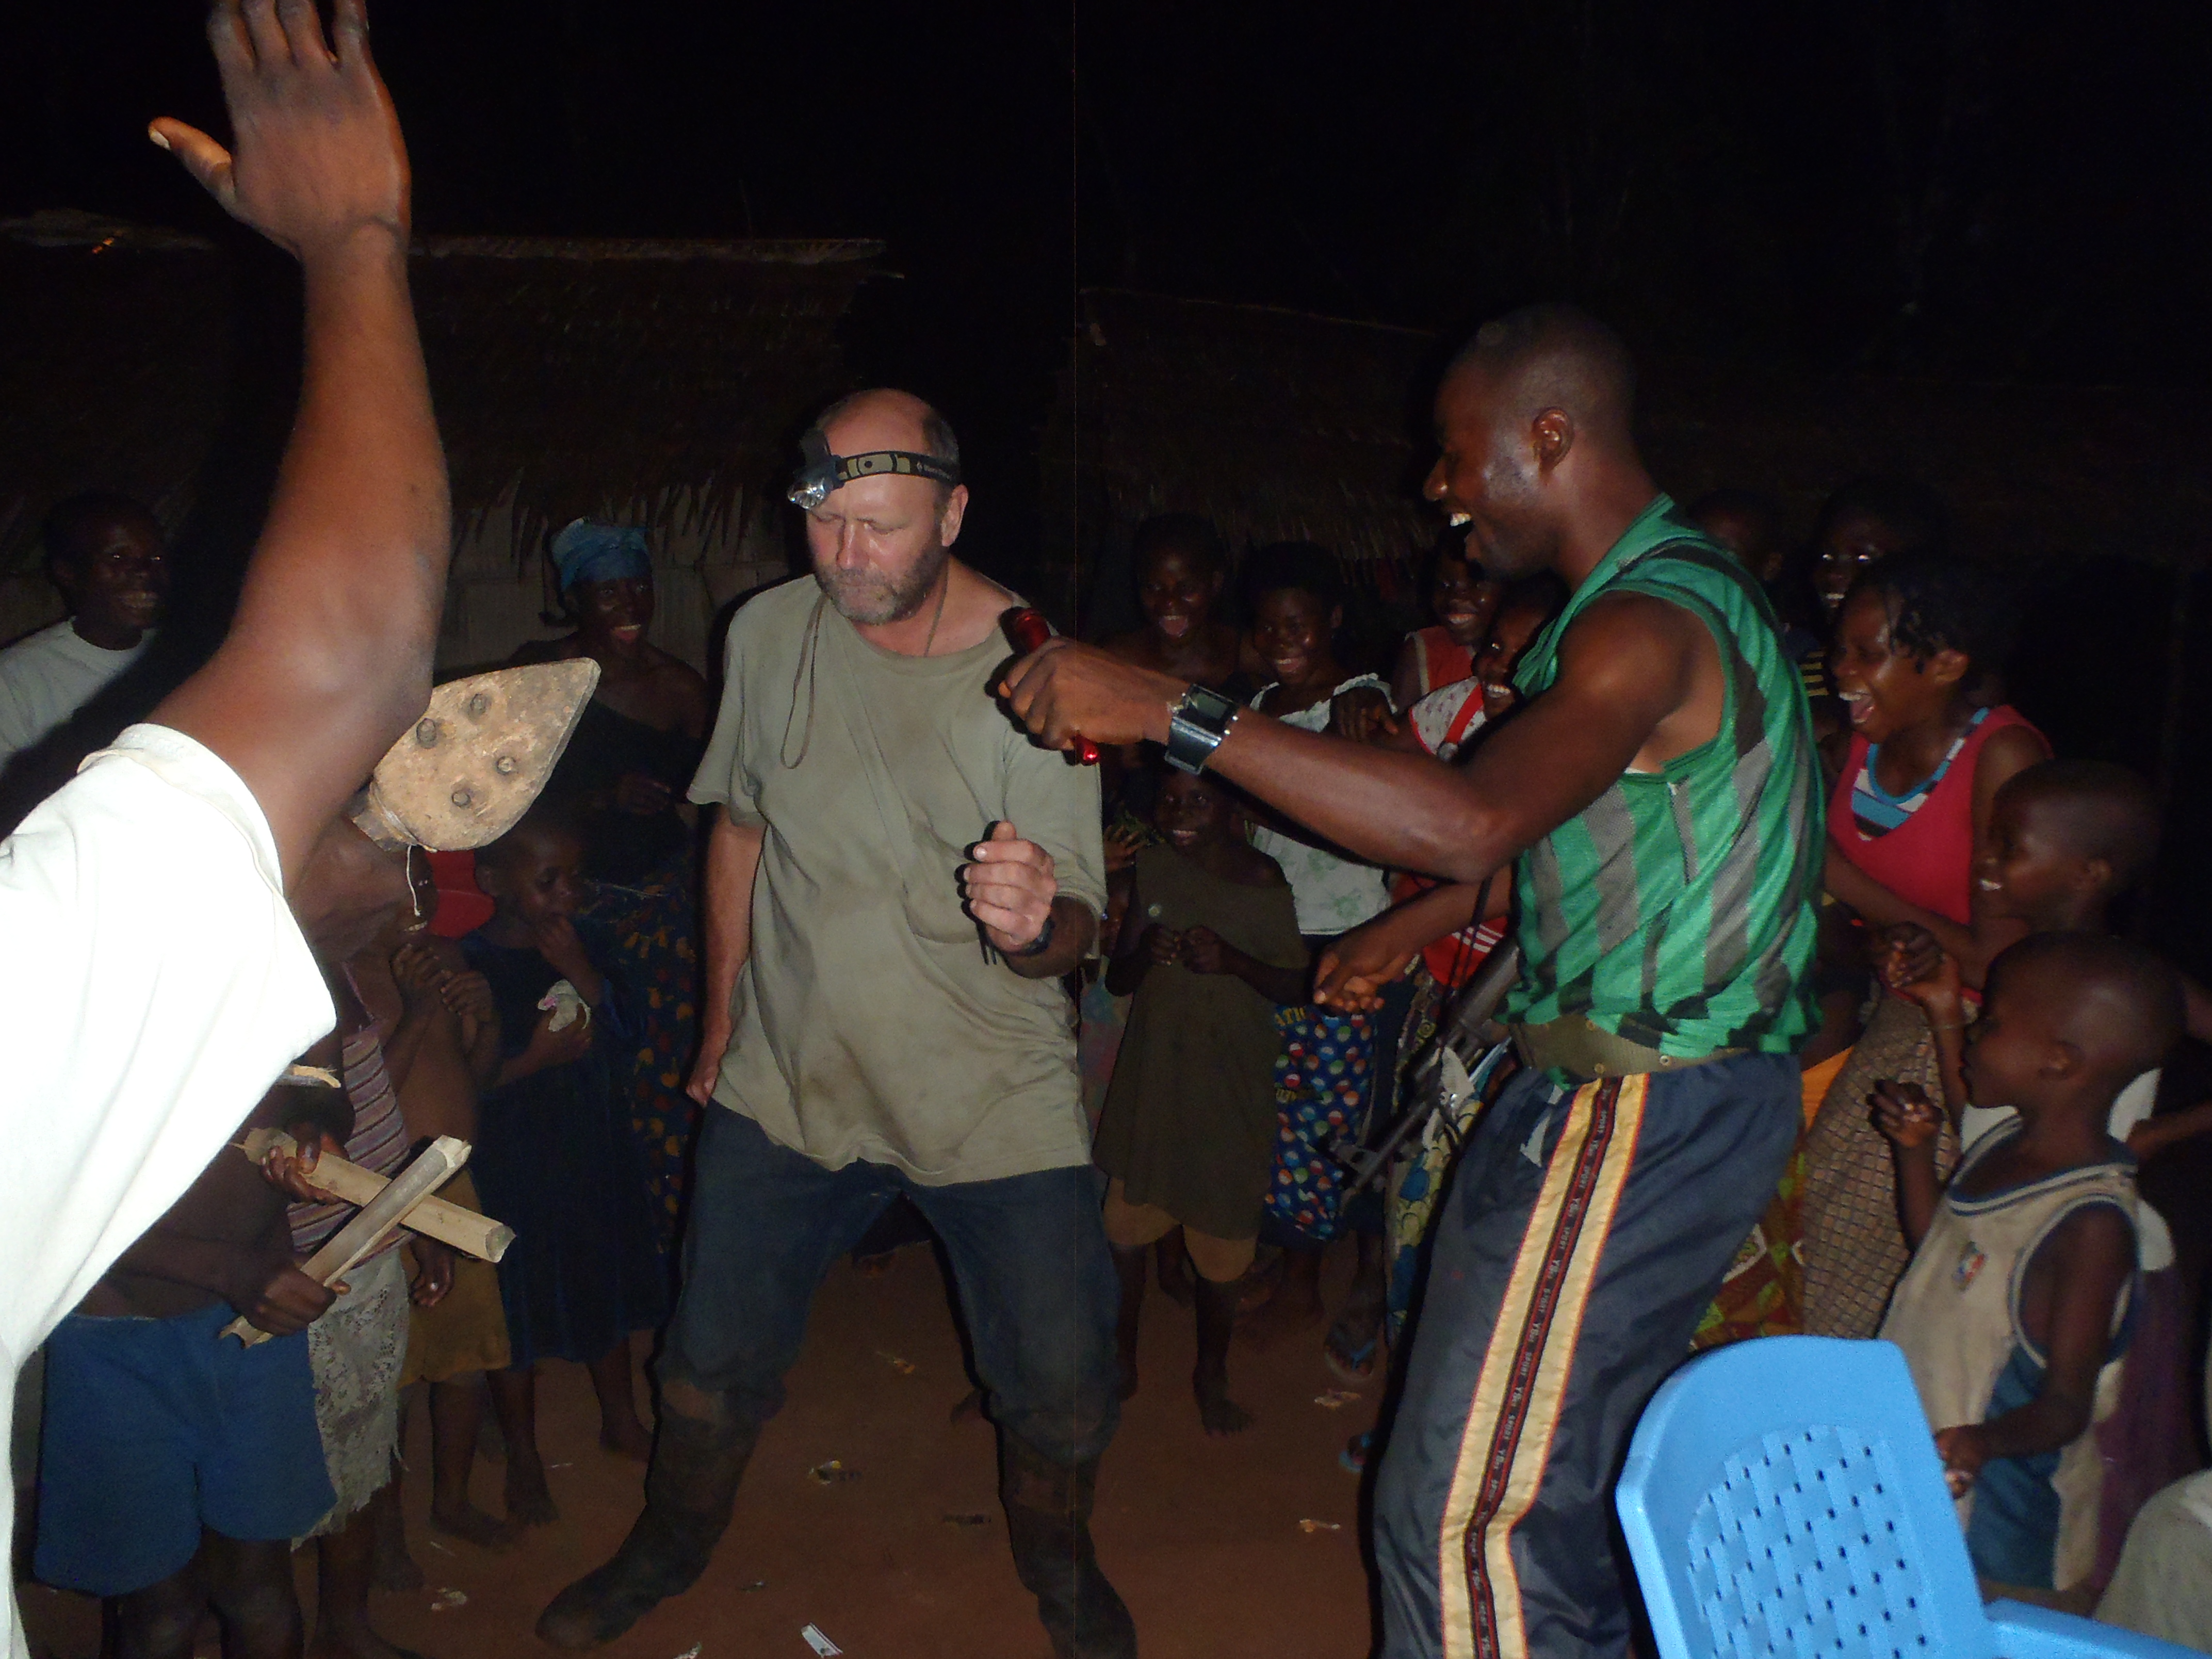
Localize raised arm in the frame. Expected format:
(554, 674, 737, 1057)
(146, 0, 448, 885)
(1003, 595, 1700, 890)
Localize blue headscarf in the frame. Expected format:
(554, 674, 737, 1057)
(550, 519, 652, 593)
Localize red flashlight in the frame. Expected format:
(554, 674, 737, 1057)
(1002, 608, 1100, 764)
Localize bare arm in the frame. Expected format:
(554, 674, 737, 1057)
(1936, 1207, 2133, 1481)
(687, 808, 766, 1104)
(1002, 596, 1703, 890)
(1389, 636, 1424, 715)
(1313, 874, 1511, 1011)
(1873, 1081, 1945, 1247)
(146, 0, 448, 886)
(1881, 928, 1972, 1125)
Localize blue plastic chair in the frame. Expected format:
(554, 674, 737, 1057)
(1616, 1336, 2199, 1659)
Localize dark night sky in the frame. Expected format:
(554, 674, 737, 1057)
(9, 0, 2210, 405)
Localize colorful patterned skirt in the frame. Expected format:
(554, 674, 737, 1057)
(1264, 1003, 1376, 1244)
(586, 852, 701, 1260)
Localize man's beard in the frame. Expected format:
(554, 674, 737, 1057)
(812, 544, 950, 626)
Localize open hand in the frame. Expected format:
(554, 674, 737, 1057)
(959, 821, 1059, 953)
(1329, 688, 1400, 745)
(1872, 1080, 1941, 1149)
(151, 0, 410, 264)
(1314, 918, 1414, 1012)
(1102, 826, 1142, 876)
(999, 639, 1184, 753)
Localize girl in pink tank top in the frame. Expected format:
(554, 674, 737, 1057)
(1824, 555, 2048, 978)
(1800, 552, 2050, 1341)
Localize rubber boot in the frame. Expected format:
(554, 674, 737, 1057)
(536, 1394, 759, 1650)
(1000, 1434, 1138, 1659)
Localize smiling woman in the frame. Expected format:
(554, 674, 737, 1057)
(1799, 549, 2050, 1341)
(507, 520, 711, 1257)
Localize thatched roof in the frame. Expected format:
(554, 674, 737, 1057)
(0, 210, 882, 592)
(1052, 287, 2212, 574)
(410, 232, 880, 562)
(1057, 288, 1440, 568)
(0, 214, 231, 582)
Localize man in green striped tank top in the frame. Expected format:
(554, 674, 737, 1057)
(1002, 304, 1821, 1659)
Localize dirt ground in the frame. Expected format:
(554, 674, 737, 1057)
(20, 1244, 1379, 1659)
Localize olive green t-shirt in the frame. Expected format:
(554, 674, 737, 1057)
(688, 577, 1106, 1184)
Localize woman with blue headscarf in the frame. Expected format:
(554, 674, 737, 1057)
(509, 520, 710, 1260)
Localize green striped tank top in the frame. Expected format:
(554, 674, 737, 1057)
(1506, 495, 1823, 1055)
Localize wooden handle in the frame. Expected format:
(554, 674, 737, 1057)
(239, 1131, 513, 1263)
(223, 1136, 473, 1346)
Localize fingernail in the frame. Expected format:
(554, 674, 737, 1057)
(148, 127, 171, 151)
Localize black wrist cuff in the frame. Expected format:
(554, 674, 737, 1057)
(1010, 909, 1058, 958)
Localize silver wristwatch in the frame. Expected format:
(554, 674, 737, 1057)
(1165, 684, 1240, 774)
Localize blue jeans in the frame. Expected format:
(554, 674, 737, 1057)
(661, 1107, 1121, 1467)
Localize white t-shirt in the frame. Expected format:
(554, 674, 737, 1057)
(1247, 676, 1393, 936)
(0, 620, 153, 769)
(1960, 1069, 2172, 1271)
(0, 724, 333, 1659)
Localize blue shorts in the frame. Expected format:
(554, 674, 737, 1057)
(35, 1304, 335, 1596)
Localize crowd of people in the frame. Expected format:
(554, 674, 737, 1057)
(3, 7, 2209, 1659)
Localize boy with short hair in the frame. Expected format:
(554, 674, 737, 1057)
(1876, 932, 2182, 1604)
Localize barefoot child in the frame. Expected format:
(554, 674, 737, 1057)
(1238, 543, 1392, 1345)
(1876, 932, 2181, 1605)
(1094, 768, 1307, 1433)
(369, 928, 514, 1572)
(464, 804, 667, 1526)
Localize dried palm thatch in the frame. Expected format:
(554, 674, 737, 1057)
(1053, 288, 1441, 574)
(0, 212, 881, 661)
(1053, 286, 2212, 580)
(411, 232, 879, 565)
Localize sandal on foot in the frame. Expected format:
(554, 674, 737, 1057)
(1323, 1321, 1381, 1386)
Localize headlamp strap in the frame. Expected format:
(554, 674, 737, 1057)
(835, 450, 961, 489)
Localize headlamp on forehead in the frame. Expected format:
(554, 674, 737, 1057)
(786, 427, 962, 511)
